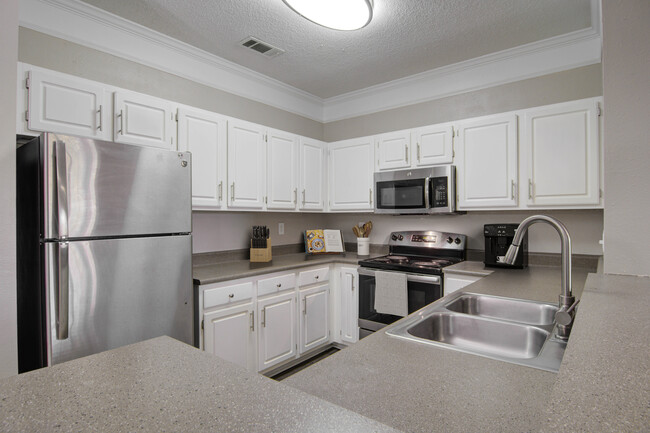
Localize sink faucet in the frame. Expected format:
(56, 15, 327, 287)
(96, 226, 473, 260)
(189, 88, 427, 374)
(502, 215, 576, 340)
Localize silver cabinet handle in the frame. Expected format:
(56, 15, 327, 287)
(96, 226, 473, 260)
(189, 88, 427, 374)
(303, 298, 307, 316)
(117, 109, 124, 135)
(250, 311, 254, 332)
(55, 140, 69, 239)
(97, 105, 103, 131)
(369, 188, 373, 205)
(218, 181, 223, 201)
(405, 144, 409, 163)
(511, 180, 516, 200)
(231, 183, 235, 202)
(417, 143, 421, 162)
(528, 179, 533, 199)
(351, 275, 355, 291)
(302, 189, 306, 206)
(294, 188, 297, 205)
(261, 308, 266, 327)
(56, 242, 69, 340)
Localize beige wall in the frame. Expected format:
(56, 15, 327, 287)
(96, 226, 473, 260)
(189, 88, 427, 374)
(1, 0, 19, 378)
(18, 28, 324, 141)
(323, 64, 603, 141)
(602, 0, 650, 276)
(193, 212, 328, 253)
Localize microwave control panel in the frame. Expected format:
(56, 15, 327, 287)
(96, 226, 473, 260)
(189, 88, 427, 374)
(431, 177, 449, 208)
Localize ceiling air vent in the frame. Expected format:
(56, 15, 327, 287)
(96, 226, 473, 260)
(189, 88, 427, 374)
(240, 37, 285, 58)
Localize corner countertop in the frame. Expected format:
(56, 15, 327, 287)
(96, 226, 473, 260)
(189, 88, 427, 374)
(284, 264, 596, 433)
(0, 336, 399, 433)
(193, 252, 370, 285)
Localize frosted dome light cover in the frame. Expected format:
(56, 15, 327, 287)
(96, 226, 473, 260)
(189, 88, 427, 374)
(283, 0, 373, 31)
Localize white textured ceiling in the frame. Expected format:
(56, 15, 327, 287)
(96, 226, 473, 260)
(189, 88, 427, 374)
(78, 0, 593, 99)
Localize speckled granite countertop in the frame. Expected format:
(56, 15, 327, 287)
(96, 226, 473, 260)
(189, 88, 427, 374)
(540, 273, 649, 432)
(0, 336, 398, 433)
(284, 265, 595, 433)
(193, 252, 371, 285)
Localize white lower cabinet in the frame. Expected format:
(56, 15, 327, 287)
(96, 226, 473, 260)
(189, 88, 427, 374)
(443, 273, 484, 296)
(299, 284, 329, 354)
(203, 302, 256, 372)
(257, 291, 297, 371)
(339, 267, 359, 344)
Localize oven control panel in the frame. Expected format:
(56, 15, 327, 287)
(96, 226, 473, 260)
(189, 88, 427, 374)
(388, 230, 466, 250)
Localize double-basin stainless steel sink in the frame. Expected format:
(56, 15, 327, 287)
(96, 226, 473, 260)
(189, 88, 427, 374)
(385, 291, 569, 372)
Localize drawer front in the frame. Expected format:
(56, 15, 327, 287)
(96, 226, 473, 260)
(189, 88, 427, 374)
(258, 273, 296, 297)
(204, 282, 254, 309)
(298, 267, 330, 286)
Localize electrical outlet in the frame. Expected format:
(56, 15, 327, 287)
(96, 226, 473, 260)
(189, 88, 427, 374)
(278, 223, 285, 235)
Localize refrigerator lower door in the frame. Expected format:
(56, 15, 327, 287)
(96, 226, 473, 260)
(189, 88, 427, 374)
(45, 235, 192, 365)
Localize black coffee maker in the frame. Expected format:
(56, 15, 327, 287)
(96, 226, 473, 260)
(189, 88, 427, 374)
(484, 224, 528, 268)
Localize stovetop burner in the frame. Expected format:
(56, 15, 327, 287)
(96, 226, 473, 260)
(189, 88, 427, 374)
(358, 230, 467, 275)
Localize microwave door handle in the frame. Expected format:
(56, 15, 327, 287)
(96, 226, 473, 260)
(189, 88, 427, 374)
(424, 177, 431, 209)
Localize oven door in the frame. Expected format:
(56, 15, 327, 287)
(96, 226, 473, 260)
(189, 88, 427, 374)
(357, 268, 442, 334)
(374, 174, 431, 214)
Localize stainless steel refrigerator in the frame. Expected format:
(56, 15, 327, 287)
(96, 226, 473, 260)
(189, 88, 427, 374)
(17, 133, 193, 373)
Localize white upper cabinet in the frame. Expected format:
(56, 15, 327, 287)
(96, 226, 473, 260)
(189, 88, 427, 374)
(227, 119, 267, 209)
(413, 123, 454, 166)
(177, 107, 227, 209)
(267, 129, 298, 210)
(524, 99, 601, 207)
(26, 70, 108, 140)
(376, 130, 411, 171)
(456, 113, 518, 209)
(113, 90, 176, 150)
(299, 138, 327, 211)
(328, 137, 375, 211)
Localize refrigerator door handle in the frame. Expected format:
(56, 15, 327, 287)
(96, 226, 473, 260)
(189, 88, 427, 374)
(56, 242, 70, 340)
(55, 140, 69, 239)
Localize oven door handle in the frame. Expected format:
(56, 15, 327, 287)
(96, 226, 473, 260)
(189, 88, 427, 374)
(357, 267, 440, 284)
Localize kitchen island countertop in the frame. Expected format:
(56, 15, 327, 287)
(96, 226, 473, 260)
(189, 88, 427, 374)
(0, 336, 398, 433)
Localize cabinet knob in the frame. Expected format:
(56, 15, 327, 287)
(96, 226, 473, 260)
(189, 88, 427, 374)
(276, 283, 282, 288)
(315, 275, 319, 280)
(228, 293, 234, 298)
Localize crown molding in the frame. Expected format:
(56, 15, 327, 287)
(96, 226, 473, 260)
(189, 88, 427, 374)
(322, 27, 602, 122)
(19, 0, 602, 124)
(19, 0, 324, 121)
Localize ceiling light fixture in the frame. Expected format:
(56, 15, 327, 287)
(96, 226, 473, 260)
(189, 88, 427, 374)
(282, 0, 373, 31)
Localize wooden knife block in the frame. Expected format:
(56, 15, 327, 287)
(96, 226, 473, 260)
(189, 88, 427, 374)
(250, 238, 272, 263)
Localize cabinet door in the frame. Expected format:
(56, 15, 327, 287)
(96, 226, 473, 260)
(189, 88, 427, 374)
(113, 90, 176, 150)
(340, 267, 359, 343)
(177, 107, 227, 209)
(299, 138, 326, 210)
(376, 130, 411, 171)
(299, 284, 329, 354)
(329, 137, 375, 211)
(204, 302, 256, 372)
(524, 99, 601, 206)
(413, 123, 454, 166)
(26, 70, 108, 139)
(227, 119, 267, 209)
(456, 114, 518, 209)
(258, 292, 297, 371)
(267, 129, 298, 210)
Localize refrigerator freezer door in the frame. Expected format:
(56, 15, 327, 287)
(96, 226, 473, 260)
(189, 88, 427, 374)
(42, 133, 191, 240)
(45, 235, 192, 365)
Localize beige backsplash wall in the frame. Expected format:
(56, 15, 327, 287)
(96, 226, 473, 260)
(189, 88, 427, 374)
(193, 210, 603, 256)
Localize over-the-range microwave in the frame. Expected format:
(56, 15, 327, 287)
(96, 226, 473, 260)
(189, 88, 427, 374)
(374, 165, 459, 214)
